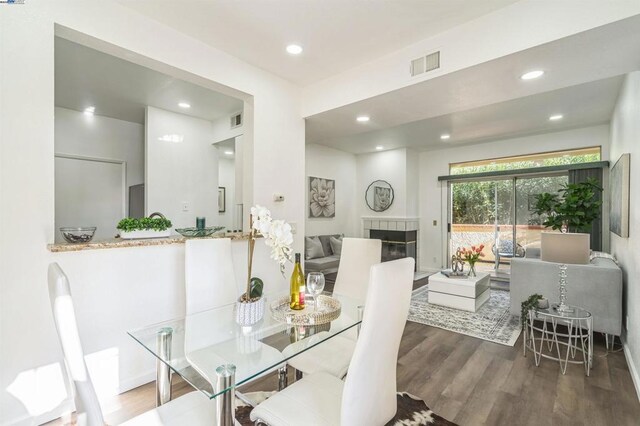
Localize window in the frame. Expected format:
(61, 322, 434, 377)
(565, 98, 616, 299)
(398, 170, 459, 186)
(450, 147, 601, 175)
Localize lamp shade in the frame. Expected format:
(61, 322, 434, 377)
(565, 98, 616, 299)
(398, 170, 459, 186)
(540, 232, 590, 264)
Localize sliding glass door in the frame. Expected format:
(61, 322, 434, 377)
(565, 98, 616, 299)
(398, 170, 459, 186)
(449, 173, 568, 276)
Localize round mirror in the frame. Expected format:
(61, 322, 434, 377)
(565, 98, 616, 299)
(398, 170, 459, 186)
(365, 180, 394, 212)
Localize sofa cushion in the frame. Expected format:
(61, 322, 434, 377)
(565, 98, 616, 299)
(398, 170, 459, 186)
(318, 234, 342, 256)
(305, 255, 340, 273)
(305, 236, 325, 260)
(330, 236, 343, 257)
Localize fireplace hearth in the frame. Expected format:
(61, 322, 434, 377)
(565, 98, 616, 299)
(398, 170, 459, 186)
(369, 229, 417, 271)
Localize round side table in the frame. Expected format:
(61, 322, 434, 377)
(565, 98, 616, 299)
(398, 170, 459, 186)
(523, 304, 593, 376)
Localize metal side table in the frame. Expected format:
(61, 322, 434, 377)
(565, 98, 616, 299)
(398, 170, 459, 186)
(523, 304, 593, 376)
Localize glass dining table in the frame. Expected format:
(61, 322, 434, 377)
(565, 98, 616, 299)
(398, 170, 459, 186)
(127, 292, 363, 425)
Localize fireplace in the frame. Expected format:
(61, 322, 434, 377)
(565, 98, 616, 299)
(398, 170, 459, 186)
(369, 229, 417, 271)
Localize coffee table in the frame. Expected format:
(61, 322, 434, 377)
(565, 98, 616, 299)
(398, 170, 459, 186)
(428, 272, 490, 312)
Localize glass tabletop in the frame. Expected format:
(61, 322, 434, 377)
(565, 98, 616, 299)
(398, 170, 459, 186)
(127, 291, 363, 399)
(534, 303, 591, 320)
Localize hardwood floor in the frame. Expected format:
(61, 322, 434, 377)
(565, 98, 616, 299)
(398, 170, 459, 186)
(46, 280, 640, 425)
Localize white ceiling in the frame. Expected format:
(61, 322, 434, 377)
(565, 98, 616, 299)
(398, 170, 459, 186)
(117, 0, 520, 86)
(55, 37, 243, 124)
(306, 15, 640, 153)
(314, 77, 623, 154)
(214, 138, 236, 159)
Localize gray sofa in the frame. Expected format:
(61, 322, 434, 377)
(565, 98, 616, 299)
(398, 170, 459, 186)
(510, 248, 623, 336)
(304, 234, 342, 273)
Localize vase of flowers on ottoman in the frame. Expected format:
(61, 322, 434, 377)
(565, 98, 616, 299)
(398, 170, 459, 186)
(460, 245, 485, 277)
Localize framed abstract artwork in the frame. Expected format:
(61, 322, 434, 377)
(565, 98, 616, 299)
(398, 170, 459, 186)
(610, 153, 630, 238)
(309, 177, 335, 218)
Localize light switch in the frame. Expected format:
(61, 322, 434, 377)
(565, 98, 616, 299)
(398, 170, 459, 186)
(432, 220, 437, 226)
(182, 202, 190, 212)
(273, 193, 285, 202)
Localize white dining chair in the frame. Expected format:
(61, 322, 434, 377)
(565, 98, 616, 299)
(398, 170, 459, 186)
(185, 238, 239, 315)
(284, 238, 381, 378)
(48, 262, 217, 425)
(250, 257, 415, 426)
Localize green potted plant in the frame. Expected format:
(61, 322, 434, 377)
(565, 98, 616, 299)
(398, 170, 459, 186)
(521, 293, 547, 328)
(117, 212, 172, 239)
(533, 178, 603, 233)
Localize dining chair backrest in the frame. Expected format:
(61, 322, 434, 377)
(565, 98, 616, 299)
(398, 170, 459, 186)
(333, 238, 382, 302)
(48, 263, 105, 426)
(185, 238, 238, 315)
(341, 257, 414, 425)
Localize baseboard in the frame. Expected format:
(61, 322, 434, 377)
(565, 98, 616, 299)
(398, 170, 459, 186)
(622, 337, 640, 403)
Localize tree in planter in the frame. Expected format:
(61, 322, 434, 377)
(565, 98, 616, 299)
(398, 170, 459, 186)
(532, 178, 603, 233)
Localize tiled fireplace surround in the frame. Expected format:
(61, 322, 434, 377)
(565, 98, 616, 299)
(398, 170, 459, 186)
(363, 217, 420, 269)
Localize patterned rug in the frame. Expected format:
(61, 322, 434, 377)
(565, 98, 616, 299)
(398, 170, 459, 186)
(408, 285, 521, 346)
(235, 391, 458, 425)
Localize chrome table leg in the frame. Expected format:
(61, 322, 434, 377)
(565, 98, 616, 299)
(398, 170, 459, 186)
(216, 364, 236, 426)
(278, 365, 288, 390)
(156, 327, 173, 406)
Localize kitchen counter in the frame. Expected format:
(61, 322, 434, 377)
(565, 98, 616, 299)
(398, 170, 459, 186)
(48, 232, 252, 252)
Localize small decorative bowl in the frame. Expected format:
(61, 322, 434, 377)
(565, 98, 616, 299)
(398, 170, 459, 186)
(60, 227, 97, 244)
(175, 226, 225, 238)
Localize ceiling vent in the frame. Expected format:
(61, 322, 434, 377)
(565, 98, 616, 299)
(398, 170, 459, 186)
(230, 112, 242, 129)
(410, 51, 440, 77)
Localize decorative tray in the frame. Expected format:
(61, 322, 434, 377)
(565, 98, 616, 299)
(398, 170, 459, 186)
(175, 226, 225, 238)
(270, 294, 341, 326)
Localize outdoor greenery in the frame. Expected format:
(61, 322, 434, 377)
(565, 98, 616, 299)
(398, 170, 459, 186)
(452, 176, 567, 225)
(117, 216, 173, 232)
(532, 178, 603, 233)
(451, 153, 598, 226)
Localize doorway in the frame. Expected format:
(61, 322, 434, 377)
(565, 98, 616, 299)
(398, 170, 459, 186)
(449, 173, 568, 279)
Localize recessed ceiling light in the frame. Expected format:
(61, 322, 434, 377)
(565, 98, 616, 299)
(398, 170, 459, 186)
(375, 146, 384, 150)
(521, 70, 544, 80)
(286, 44, 303, 55)
(549, 114, 564, 121)
(440, 134, 451, 140)
(83, 106, 95, 116)
(158, 134, 184, 143)
(224, 150, 234, 155)
(356, 116, 370, 122)
(178, 102, 191, 108)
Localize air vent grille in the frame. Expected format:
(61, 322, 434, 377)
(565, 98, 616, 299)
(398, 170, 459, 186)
(410, 51, 440, 77)
(230, 112, 242, 129)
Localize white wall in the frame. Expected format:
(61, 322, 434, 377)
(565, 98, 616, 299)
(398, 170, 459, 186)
(54, 107, 144, 240)
(55, 107, 144, 195)
(218, 157, 236, 231)
(145, 107, 218, 230)
(418, 125, 611, 270)
(0, 2, 304, 424)
(305, 144, 357, 237)
(610, 71, 640, 399)
(357, 148, 409, 222)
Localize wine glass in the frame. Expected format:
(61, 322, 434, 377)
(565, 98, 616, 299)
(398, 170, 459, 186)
(306, 272, 325, 311)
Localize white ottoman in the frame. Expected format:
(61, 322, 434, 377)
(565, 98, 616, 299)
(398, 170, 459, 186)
(428, 272, 490, 312)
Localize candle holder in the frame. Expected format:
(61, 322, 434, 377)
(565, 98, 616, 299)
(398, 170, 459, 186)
(196, 217, 206, 230)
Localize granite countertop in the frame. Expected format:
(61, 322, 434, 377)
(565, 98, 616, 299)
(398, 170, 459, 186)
(48, 232, 252, 253)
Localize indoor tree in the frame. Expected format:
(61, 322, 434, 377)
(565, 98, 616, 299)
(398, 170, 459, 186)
(532, 178, 603, 233)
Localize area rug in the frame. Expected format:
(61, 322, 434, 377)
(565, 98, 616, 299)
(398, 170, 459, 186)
(234, 391, 458, 425)
(408, 285, 521, 346)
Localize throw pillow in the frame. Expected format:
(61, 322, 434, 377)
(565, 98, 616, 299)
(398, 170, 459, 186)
(330, 236, 343, 257)
(305, 236, 325, 260)
(590, 250, 619, 265)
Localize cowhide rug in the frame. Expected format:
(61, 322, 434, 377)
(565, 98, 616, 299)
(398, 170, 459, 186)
(234, 391, 458, 425)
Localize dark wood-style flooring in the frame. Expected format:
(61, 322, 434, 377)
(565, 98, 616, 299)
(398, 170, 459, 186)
(47, 278, 640, 425)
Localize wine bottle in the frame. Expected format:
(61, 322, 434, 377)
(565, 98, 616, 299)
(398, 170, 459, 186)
(290, 253, 305, 310)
